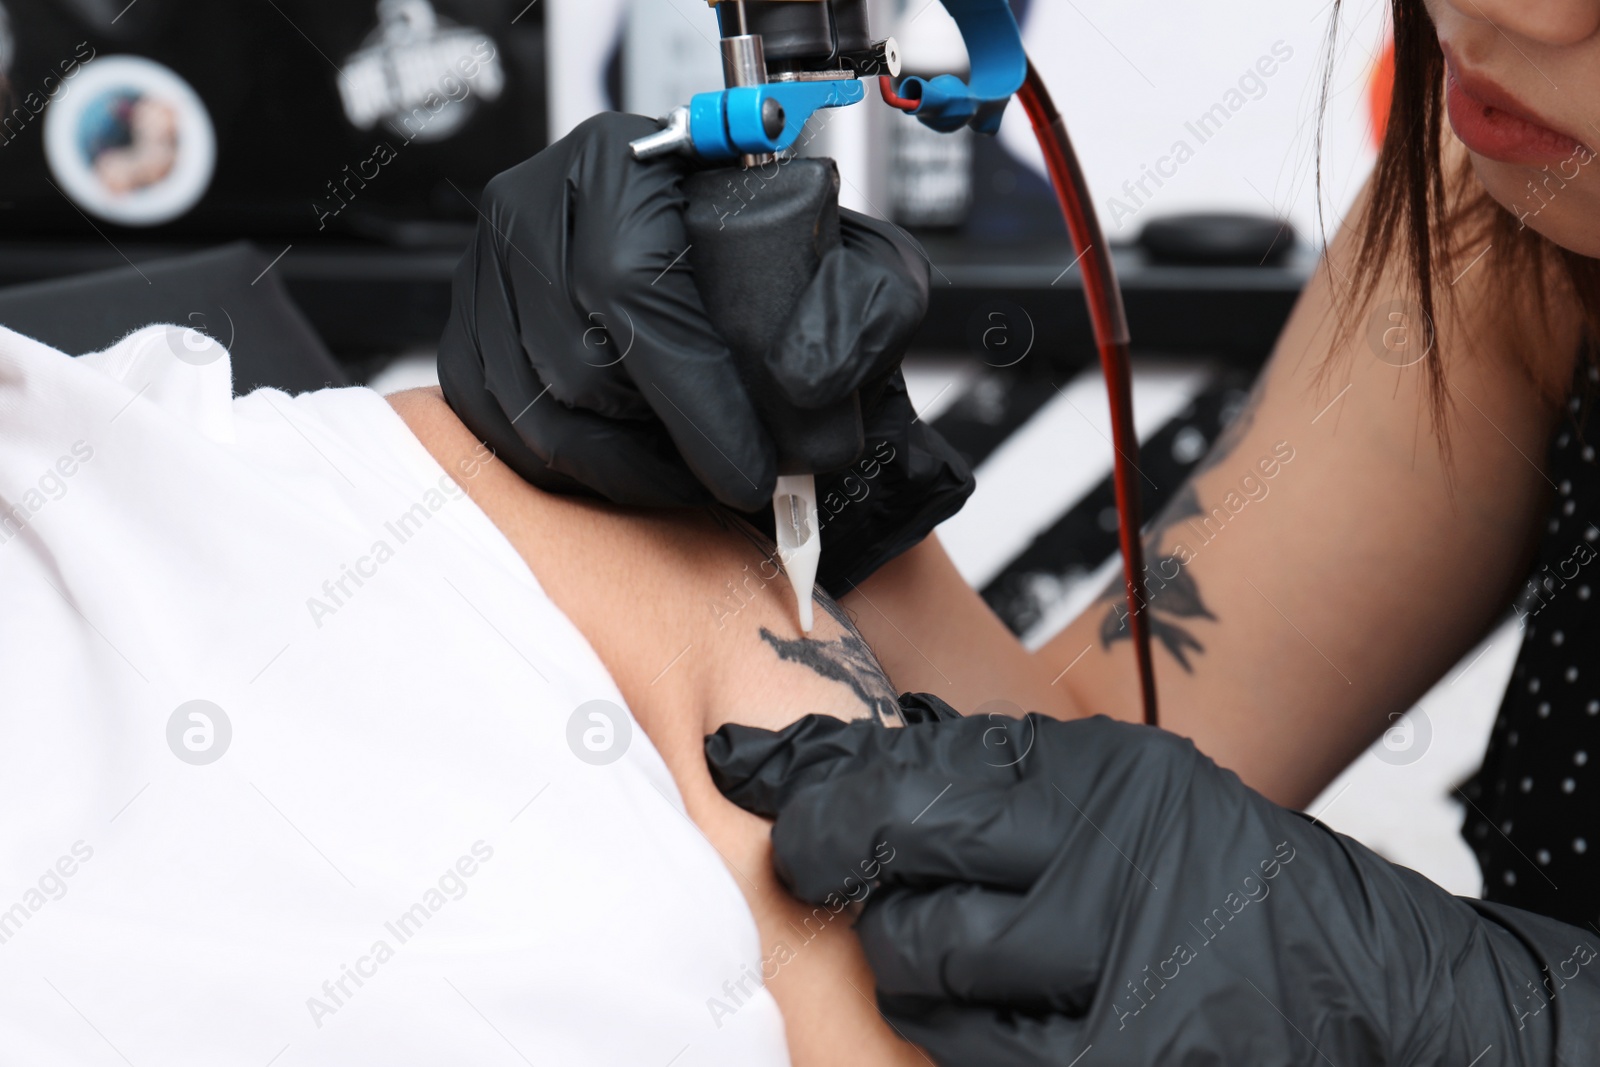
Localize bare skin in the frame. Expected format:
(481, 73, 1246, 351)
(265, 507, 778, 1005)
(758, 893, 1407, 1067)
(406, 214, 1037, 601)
(387, 387, 926, 1067)
(844, 126, 1586, 809)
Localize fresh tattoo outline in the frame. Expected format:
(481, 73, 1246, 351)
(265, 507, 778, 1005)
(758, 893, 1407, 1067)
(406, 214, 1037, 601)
(759, 594, 906, 727)
(711, 506, 906, 726)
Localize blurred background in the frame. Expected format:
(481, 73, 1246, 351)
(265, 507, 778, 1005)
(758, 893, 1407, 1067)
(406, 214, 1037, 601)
(0, 0, 1510, 894)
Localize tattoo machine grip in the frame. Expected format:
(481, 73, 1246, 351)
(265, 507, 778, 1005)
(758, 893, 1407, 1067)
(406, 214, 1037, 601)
(682, 159, 865, 475)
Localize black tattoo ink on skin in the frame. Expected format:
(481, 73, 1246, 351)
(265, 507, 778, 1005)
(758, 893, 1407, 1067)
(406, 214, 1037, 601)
(1092, 369, 1270, 672)
(1099, 486, 1217, 671)
(1197, 376, 1267, 476)
(710, 506, 905, 726)
(759, 593, 905, 727)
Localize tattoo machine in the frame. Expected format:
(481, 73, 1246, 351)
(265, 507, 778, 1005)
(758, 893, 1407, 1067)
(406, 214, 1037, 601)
(630, 0, 1160, 724)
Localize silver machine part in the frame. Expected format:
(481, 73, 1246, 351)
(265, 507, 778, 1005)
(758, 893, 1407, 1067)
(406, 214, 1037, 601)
(720, 32, 777, 168)
(720, 33, 767, 89)
(882, 36, 902, 78)
(628, 105, 693, 161)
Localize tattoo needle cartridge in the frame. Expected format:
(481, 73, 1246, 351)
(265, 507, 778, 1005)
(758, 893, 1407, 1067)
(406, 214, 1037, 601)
(632, 0, 846, 637)
(773, 474, 820, 632)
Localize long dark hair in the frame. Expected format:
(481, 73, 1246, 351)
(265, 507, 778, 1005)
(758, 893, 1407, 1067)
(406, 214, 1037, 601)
(1325, 0, 1600, 437)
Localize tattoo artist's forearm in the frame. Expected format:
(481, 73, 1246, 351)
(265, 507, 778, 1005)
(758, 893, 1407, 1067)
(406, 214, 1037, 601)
(1097, 376, 1297, 674)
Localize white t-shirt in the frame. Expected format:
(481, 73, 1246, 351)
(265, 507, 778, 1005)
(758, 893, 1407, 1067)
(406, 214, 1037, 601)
(0, 325, 789, 1066)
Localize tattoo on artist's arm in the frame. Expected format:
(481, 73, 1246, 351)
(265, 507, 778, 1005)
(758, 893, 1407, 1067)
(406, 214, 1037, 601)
(1097, 375, 1266, 672)
(1099, 486, 1216, 672)
(1194, 373, 1266, 477)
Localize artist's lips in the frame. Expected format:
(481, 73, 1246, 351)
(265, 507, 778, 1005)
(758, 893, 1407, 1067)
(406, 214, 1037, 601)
(1444, 60, 1589, 166)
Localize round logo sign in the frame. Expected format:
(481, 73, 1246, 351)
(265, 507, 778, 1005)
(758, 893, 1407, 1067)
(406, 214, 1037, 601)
(164, 310, 233, 366)
(1366, 298, 1434, 368)
(566, 699, 632, 766)
(166, 700, 232, 766)
(1372, 708, 1431, 767)
(43, 55, 216, 227)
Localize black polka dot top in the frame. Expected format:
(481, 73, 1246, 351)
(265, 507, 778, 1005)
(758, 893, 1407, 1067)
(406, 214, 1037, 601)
(1462, 374, 1600, 931)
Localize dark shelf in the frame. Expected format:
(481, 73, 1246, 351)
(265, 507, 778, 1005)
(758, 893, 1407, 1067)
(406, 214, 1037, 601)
(911, 236, 1313, 374)
(0, 237, 1314, 370)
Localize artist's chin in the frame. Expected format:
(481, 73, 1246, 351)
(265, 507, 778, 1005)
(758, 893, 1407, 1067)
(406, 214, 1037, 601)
(1472, 157, 1600, 259)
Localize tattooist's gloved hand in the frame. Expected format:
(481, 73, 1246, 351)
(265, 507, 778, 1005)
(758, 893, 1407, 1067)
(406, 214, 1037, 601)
(437, 111, 974, 593)
(705, 698, 1600, 1066)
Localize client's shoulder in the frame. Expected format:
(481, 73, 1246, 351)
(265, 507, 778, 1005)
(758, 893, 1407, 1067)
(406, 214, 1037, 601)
(385, 384, 735, 709)
(386, 386, 469, 455)
(385, 385, 897, 736)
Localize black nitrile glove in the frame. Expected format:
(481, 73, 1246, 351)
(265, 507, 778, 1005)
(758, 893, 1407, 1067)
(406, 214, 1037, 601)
(705, 699, 1600, 1066)
(438, 112, 973, 589)
(787, 371, 972, 594)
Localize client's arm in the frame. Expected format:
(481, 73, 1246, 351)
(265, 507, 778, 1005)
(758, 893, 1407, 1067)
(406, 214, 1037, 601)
(388, 388, 927, 1067)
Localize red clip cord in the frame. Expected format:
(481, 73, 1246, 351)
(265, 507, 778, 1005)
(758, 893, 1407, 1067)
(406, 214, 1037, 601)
(881, 67, 1160, 727)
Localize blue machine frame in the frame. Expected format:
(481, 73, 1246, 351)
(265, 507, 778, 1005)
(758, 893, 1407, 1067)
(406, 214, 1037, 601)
(685, 0, 1029, 163)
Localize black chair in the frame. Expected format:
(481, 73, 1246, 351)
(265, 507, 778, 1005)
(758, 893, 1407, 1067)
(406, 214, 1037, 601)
(0, 243, 349, 395)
